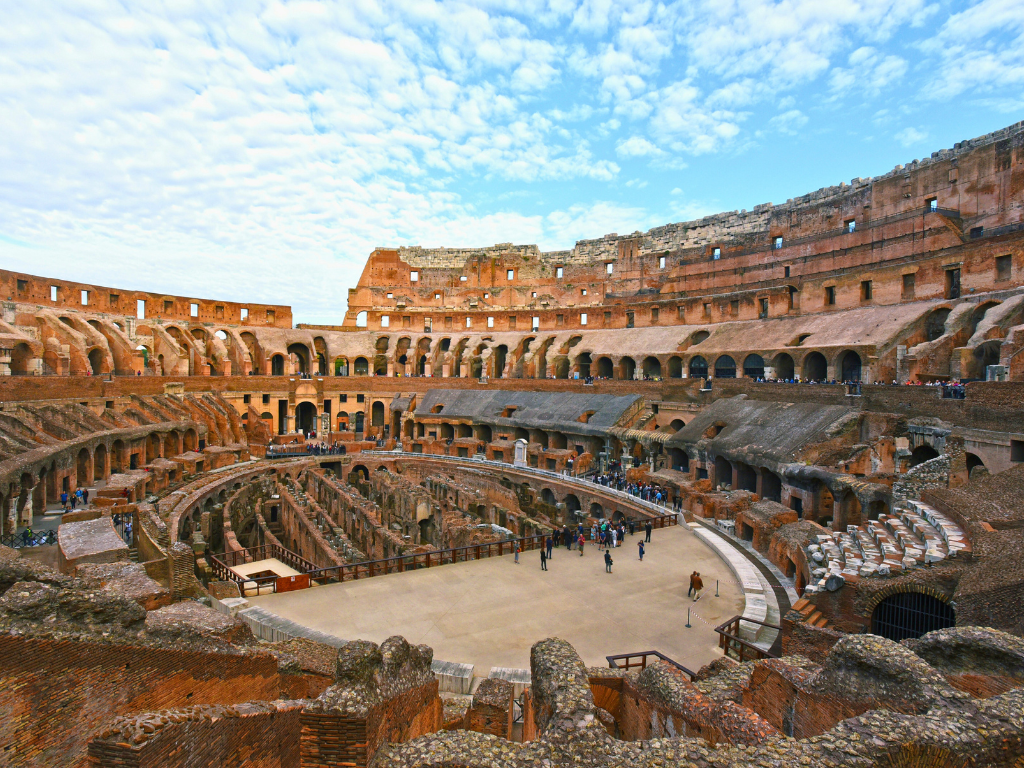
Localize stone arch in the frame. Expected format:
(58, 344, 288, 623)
(869, 586, 955, 642)
(564, 494, 581, 517)
(183, 428, 198, 453)
(77, 448, 91, 487)
(595, 356, 613, 378)
(589, 502, 604, 519)
(93, 443, 108, 480)
(146, 433, 160, 463)
(773, 352, 795, 380)
(802, 351, 828, 381)
(553, 357, 570, 379)
(714, 456, 733, 487)
(669, 419, 685, 432)
(619, 357, 636, 380)
(642, 356, 661, 378)
(742, 354, 765, 379)
(354, 356, 369, 376)
(287, 343, 311, 375)
(689, 355, 708, 378)
(164, 432, 180, 457)
(714, 355, 736, 378)
(371, 401, 385, 428)
(909, 445, 939, 467)
(270, 354, 285, 376)
(296, 402, 318, 435)
(87, 348, 106, 376)
(667, 356, 683, 378)
(541, 488, 557, 506)
(837, 349, 862, 382)
(965, 452, 986, 477)
(575, 351, 591, 378)
(669, 447, 689, 471)
(925, 308, 951, 341)
(10, 342, 35, 375)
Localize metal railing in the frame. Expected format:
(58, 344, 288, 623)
(714, 616, 780, 662)
(606, 650, 695, 679)
(211, 513, 679, 594)
(1, 529, 57, 548)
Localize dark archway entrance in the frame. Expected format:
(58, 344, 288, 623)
(838, 350, 862, 382)
(295, 402, 317, 436)
(871, 592, 954, 642)
(910, 445, 939, 467)
(802, 351, 827, 381)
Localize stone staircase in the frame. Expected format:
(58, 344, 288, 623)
(803, 500, 970, 595)
(790, 597, 831, 629)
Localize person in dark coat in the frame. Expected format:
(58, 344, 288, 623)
(604, 550, 613, 573)
(540, 548, 548, 571)
(645, 521, 653, 542)
(638, 541, 645, 561)
(692, 572, 704, 601)
(546, 536, 553, 559)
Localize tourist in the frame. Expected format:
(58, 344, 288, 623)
(545, 536, 553, 560)
(610, 527, 617, 549)
(514, 542, 520, 564)
(76, 488, 84, 506)
(604, 549, 613, 573)
(540, 547, 548, 571)
(645, 521, 652, 542)
(638, 540, 645, 560)
(83, 488, 89, 505)
(688, 570, 698, 598)
(60, 491, 68, 511)
(578, 533, 585, 555)
(692, 572, 704, 601)
(590, 523, 597, 543)
(628, 518, 635, 536)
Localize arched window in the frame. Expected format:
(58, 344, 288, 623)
(872, 592, 954, 642)
(689, 356, 708, 378)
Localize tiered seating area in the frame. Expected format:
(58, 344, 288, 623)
(804, 501, 970, 594)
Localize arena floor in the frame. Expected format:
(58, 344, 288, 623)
(250, 525, 744, 672)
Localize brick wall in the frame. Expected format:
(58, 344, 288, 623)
(85, 700, 304, 768)
(463, 678, 513, 739)
(300, 680, 441, 768)
(0, 634, 282, 768)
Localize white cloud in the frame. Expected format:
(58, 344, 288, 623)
(767, 109, 809, 135)
(615, 136, 663, 157)
(894, 126, 928, 146)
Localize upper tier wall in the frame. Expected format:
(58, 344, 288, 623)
(343, 120, 1024, 329)
(0, 270, 292, 328)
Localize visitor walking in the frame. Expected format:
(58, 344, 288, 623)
(514, 542, 520, 564)
(692, 572, 704, 601)
(60, 492, 68, 511)
(540, 548, 548, 571)
(83, 488, 89, 505)
(645, 521, 653, 542)
(604, 549, 613, 573)
(611, 528, 617, 549)
(578, 533, 585, 555)
(638, 541, 645, 561)
(545, 536, 553, 560)
(688, 570, 698, 598)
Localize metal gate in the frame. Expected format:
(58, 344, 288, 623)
(871, 591, 954, 642)
(512, 694, 524, 724)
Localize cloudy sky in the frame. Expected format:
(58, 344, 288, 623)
(1, 1, 1022, 324)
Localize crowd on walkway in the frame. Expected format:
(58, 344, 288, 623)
(590, 471, 683, 510)
(59, 487, 90, 510)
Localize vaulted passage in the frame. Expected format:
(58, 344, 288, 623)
(871, 592, 955, 642)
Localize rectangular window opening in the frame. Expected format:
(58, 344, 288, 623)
(626, 311, 634, 328)
(190, 302, 199, 317)
(580, 313, 588, 325)
(774, 236, 784, 250)
(651, 307, 659, 324)
(487, 316, 494, 328)
(996, 255, 1012, 282)
(81, 290, 89, 306)
(241, 308, 248, 321)
(902, 274, 915, 299)
(658, 255, 666, 269)
(927, 197, 938, 212)
(381, 315, 390, 328)
(556, 266, 564, 278)
(606, 262, 613, 275)
(784, 266, 790, 278)
(825, 286, 836, 306)
(532, 316, 540, 331)
(861, 280, 873, 301)
(507, 269, 514, 280)
(729, 300, 739, 316)
(50, 285, 58, 302)
(410, 271, 419, 282)
(712, 247, 721, 260)
(136, 299, 146, 319)
(16, 279, 27, 293)
(846, 219, 856, 233)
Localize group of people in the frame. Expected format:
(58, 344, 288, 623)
(515, 518, 655, 574)
(59, 487, 89, 511)
(591, 472, 674, 507)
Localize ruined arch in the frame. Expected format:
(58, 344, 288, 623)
(295, 402, 317, 436)
(287, 343, 310, 375)
(270, 354, 285, 376)
(354, 356, 369, 376)
(87, 348, 105, 376)
(909, 445, 939, 467)
(595, 356, 613, 378)
(871, 589, 955, 642)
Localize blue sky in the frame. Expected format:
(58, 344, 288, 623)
(1, 0, 1022, 324)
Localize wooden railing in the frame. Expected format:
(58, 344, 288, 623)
(714, 615, 780, 663)
(606, 650, 695, 680)
(211, 512, 679, 594)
